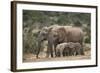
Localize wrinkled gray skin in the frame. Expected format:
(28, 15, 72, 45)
(36, 25, 84, 58)
(66, 42, 82, 56)
(36, 26, 54, 58)
(56, 43, 68, 57)
(47, 26, 84, 57)
(74, 42, 82, 55)
(36, 25, 61, 58)
(56, 42, 81, 57)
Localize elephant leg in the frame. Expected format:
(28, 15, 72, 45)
(81, 48, 84, 55)
(77, 48, 81, 55)
(64, 49, 68, 56)
(75, 49, 80, 55)
(73, 48, 76, 56)
(71, 48, 74, 56)
(70, 51, 72, 56)
(75, 48, 79, 55)
(65, 49, 68, 56)
(63, 50, 66, 56)
(80, 41, 85, 55)
(50, 48, 53, 57)
(55, 48, 59, 57)
(68, 51, 70, 56)
(80, 44, 84, 55)
(56, 50, 58, 57)
(76, 50, 79, 55)
(56, 50, 60, 57)
(54, 43, 57, 57)
(46, 40, 54, 58)
(68, 49, 70, 56)
(48, 39, 55, 57)
(60, 49, 63, 57)
(46, 46, 53, 58)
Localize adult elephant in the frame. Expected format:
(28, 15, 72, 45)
(36, 25, 84, 58)
(47, 26, 84, 57)
(36, 25, 56, 58)
(36, 25, 63, 58)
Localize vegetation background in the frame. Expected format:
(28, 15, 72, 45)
(23, 10, 91, 55)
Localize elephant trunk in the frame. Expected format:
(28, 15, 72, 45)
(36, 38, 42, 58)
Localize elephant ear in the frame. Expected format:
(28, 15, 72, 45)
(42, 27, 48, 32)
(57, 27, 67, 42)
(41, 27, 50, 35)
(43, 26, 56, 34)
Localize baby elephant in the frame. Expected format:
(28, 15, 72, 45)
(65, 42, 82, 56)
(56, 43, 68, 57)
(56, 42, 82, 57)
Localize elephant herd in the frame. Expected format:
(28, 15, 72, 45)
(36, 25, 84, 58)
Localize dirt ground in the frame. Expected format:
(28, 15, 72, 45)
(23, 50, 91, 62)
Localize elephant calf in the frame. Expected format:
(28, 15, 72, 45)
(67, 42, 82, 56)
(56, 43, 68, 57)
(56, 42, 82, 57)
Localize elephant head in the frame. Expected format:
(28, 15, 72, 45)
(37, 25, 59, 42)
(38, 27, 49, 42)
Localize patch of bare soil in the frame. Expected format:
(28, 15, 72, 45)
(23, 50, 91, 62)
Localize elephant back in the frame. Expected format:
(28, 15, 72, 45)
(65, 27, 84, 43)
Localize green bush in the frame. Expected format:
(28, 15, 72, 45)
(84, 36, 91, 43)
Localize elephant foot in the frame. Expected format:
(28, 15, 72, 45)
(81, 52, 85, 55)
(36, 56, 41, 59)
(46, 55, 49, 58)
(36, 56, 38, 59)
(46, 54, 51, 58)
(36, 55, 40, 59)
(45, 54, 54, 58)
(81, 50, 85, 55)
(51, 55, 54, 58)
(50, 53, 54, 58)
(80, 49, 85, 55)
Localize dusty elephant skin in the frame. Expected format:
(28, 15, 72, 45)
(56, 42, 82, 57)
(36, 26, 54, 58)
(56, 43, 68, 57)
(65, 42, 82, 56)
(37, 25, 84, 58)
